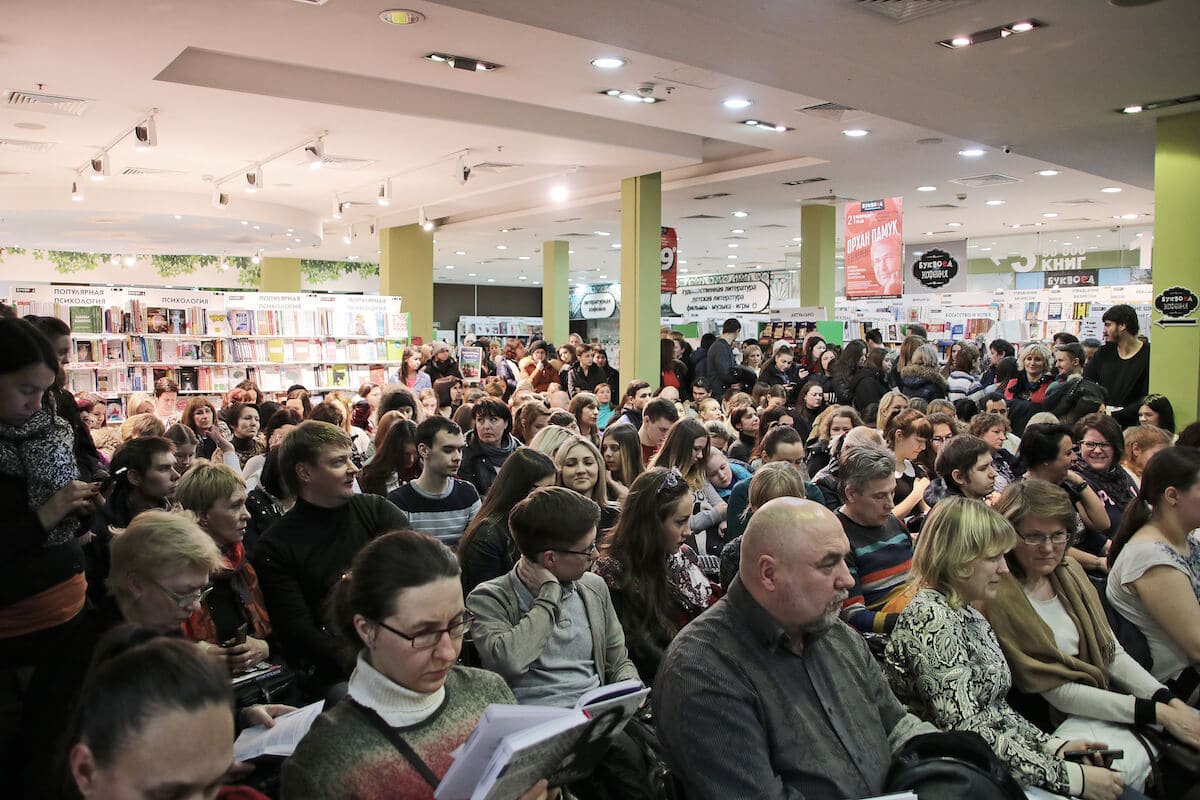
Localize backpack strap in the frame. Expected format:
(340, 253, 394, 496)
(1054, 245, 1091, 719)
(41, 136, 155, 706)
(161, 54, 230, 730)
(348, 699, 440, 789)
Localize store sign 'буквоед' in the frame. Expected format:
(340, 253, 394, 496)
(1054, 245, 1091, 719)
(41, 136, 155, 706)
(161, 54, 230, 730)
(1154, 285, 1198, 318)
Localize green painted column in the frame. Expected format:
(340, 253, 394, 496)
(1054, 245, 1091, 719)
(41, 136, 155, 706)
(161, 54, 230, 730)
(800, 204, 837, 315)
(542, 241, 570, 346)
(619, 172, 662, 386)
(1151, 110, 1200, 428)
(259, 257, 301, 292)
(380, 223, 434, 344)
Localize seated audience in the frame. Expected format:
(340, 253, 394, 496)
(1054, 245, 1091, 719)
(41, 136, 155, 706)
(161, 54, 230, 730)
(175, 462, 272, 672)
(225, 402, 266, 469)
(882, 409, 932, 527)
(836, 444, 915, 633)
(245, 448, 292, 554)
(875, 390, 910, 432)
(163, 422, 198, 474)
(899, 344, 949, 402)
(240, 407, 302, 490)
(1136, 393, 1175, 435)
(1072, 414, 1138, 554)
(946, 343, 984, 403)
(648, 418, 724, 552)
(252, 421, 409, 687)
(985, 480, 1200, 792)
(388, 417, 481, 548)
(285, 531, 552, 800)
(726, 426, 819, 540)
(931, 434, 997, 506)
(568, 391, 601, 445)
(656, 498, 936, 799)
(600, 422, 643, 501)
(457, 397, 520, 497)
(727, 406, 760, 463)
(593, 468, 719, 685)
(612, 380, 652, 430)
(555, 433, 619, 532)
(803, 404, 862, 476)
(705, 446, 752, 507)
(850, 347, 890, 418)
(637, 397, 679, 466)
(718, 462, 810, 590)
(1106, 447, 1200, 696)
(457, 449, 557, 596)
(1120, 424, 1172, 488)
(969, 410, 1023, 493)
(526, 424, 573, 460)
(357, 417, 418, 497)
(811, 425, 886, 509)
(885, 497, 1127, 799)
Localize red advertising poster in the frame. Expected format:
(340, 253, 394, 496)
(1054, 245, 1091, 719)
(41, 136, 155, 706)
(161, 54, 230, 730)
(661, 226, 678, 294)
(844, 197, 904, 299)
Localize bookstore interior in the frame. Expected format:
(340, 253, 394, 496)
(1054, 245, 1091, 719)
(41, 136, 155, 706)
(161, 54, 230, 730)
(0, 1, 1193, 422)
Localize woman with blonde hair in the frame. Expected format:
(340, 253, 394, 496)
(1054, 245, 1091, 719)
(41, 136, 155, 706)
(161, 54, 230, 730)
(899, 343, 949, 402)
(718, 461, 809, 590)
(886, 497, 1126, 800)
(1120, 425, 1172, 489)
(805, 404, 864, 475)
(555, 433, 619, 531)
(1006, 342, 1055, 404)
(984, 480, 1200, 791)
(526, 424, 573, 460)
(874, 391, 909, 432)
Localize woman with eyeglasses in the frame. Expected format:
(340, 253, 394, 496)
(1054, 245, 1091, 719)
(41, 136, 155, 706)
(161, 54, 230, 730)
(594, 468, 721, 685)
(285, 529, 554, 800)
(1071, 414, 1138, 556)
(982, 480, 1200, 793)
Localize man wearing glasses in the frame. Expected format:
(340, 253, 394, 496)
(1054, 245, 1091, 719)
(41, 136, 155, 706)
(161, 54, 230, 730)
(467, 487, 648, 798)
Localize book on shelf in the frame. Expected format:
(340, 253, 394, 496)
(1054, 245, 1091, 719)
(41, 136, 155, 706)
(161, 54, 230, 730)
(207, 310, 230, 337)
(231, 310, 253, 335)
(434, 679, 648, 800)
(267, 339, 285, 363)
(179, 367, 198, 392)
(69, 306, 103, 334)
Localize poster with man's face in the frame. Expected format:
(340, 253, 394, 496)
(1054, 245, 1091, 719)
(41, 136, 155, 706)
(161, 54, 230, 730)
(845, 197, 904, 299)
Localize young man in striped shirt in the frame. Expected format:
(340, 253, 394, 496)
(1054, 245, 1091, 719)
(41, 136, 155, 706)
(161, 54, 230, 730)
(835, 444, 914, 634)
(388, 416, 480, 548)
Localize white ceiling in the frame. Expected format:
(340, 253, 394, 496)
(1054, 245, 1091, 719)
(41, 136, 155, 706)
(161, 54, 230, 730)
(0, 0, 1186, 287)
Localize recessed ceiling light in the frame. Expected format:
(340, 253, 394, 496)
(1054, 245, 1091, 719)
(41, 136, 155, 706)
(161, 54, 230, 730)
(1042, 212, 1059, 218)
(594, 230, 611, 236)
(590, 57, 628, 69)
(728, 243, 739, 248)
(958, 148, 986, 157)
(1122, 105, 1143, 114)
(924, 231, 935, 235)
(598, 274, 608, 279)
(723, 97, 753, 109)
(742, 119, 791, 132)
(842, 129, 869, 137)
(568, 250, 575, 255)
(518, 275, 527, 280)
(1120, 213, 1139, 220)
(947, 222, 963, 227)
(1011, 21, 1035, 32)
(981, 247, 992, 251)
(727, 254, 738, 259)
(444, 265, 455, 270)
(424, 52, 501, 71)
(468, 272, 476, 276)
(679, 268, 689, 273)
(519, 256, 530, 260)
(549, 184, 569, 203)
(174, 214, 182, 220)
(379, 9, 425, 25)
(949, 36, 973, 48)
(496, 244, 507, 250)
(792, 236, 802, 242)
(732, 211, 749, 218)
(678, 260, 687, 265)
(916, 185, 937, 192)
(1101, 186, 1122, 193)
(1036, 169, 1060, 176)
(611, 243, 621, 249)
(487, 278, 496, 282)
(731, 228, 745, 234)
(455, 250, 466, 255)
(985, 199, 1006, 206)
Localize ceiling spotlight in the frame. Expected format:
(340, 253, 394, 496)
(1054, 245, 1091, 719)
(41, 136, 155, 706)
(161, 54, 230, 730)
(549, 184, 569, 203)
(87, 153, 110, 182)
(916, 185, 937, 192)
(590, 56, 628, 69)
(1101, 186, 1122, 193)
(133, 116, 157, 151)
(949, 36, 973, 47)
(743, 119, 790, 132)
(600, 89, 663, 104)
(377, 180, 392, 207)
(212, 188, 230, 208)
(1122, 105, 1143, 114)
(947, 222, 963, 227)
(1010, 21, 1035, 32)
(1120, 213, 1139, 220)
(728, 243, 739, 248)
(332, 197, 344, 219)
(958, 148, 986, 157)
(939, 20, 1041, 49)
(985, 199, 1005, 206)
(842, 128, 870, 137)
(244, 166, 263, 193)
(724, 97, 753, 109)
(251, 251, 262, 265)
(418, 206, 435, 232)
(1036, 169, 1060, 176)
(1042, 212, 1059, 218)
(732, 211, 749, 218)
(70, 180, 83, 202)
(731, 228, 745, 234)
(304, 138, 326, 169)
(424, 52, 501, 71)
(594, 230, 611, 236)
(379, 8, 425, 25)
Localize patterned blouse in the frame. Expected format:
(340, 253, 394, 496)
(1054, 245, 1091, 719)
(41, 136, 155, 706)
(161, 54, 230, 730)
(884, 588, 1073, 795)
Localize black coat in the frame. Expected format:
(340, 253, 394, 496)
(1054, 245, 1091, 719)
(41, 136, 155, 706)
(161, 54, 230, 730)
(849, 368, 889, 417)
(458, 431, 520, 497)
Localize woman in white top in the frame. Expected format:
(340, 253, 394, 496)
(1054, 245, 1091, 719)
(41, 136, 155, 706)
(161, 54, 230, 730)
(1106, 446, 1200, 699)
(984, 479, 1200, 791)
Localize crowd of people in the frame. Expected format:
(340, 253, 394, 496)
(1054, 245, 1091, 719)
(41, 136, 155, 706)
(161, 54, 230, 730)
(1, 305, 1197, 800)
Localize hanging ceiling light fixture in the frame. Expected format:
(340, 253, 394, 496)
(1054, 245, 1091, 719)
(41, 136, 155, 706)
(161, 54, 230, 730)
(70, 179, 84, 202)
(303, 138, 326, 169)
(244, 166, 263, 193)
(133, 115, 158, 151)
(418, 206, 435, 232)
(87, 153, 110, 182)
(377, 179, 392, 206)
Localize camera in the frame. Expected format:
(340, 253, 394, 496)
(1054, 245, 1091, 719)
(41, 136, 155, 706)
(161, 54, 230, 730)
(455, 155, 471, 186)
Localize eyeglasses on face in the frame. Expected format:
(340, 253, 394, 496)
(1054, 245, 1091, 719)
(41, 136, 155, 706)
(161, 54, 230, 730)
(931, 435, 952, 444)
(1080, 440, 1114, 451)
(375, 614, 473, 649)
(1018, 531, 1070, 547)
(555, 542, 600, 558)
(155, 580, 213, 609)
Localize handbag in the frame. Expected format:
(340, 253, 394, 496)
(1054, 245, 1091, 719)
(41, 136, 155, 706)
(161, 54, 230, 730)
(885, 731, 1026, 800)
(232, 661, 300, 708)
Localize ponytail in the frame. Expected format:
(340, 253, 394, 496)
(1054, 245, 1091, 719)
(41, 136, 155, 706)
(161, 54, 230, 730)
(1108, 489, 1151, 568)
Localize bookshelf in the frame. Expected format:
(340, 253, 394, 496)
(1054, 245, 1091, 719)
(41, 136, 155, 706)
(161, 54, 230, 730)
(10, 284, 409, 414)
(456, 316, 543, 344)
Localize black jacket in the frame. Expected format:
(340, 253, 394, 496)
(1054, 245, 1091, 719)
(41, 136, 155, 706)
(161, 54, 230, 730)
(457, 430, 520, 497)
(705, 337, 737, 398)
(567, 364, 607, 396)
(424, 356, 463, 382)
(899, 365, 949, 402)
(849, 368, 889, 417)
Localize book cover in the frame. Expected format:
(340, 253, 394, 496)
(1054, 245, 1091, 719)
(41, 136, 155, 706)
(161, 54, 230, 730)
(294, 340, 310, 362)
(74, 340, 95, 363)
(207, 311, 230, 337)
(267, 339, 285, 363)
(168, 308, 188, 335)
(179, 367, 198, 392)
(70, 306, 102, 334)
(146, 307, 169, 334)
(231, 311, 253, 335)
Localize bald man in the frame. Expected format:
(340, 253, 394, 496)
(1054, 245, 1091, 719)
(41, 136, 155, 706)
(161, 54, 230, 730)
(655, 498, 935, 800)
(811, 425, 885, 509)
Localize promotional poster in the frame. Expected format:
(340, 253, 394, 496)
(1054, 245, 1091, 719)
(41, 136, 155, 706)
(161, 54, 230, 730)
(845, 197, 904, 299)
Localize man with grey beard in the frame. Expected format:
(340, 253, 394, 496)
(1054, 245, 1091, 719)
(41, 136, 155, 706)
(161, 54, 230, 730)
(654, 498, 935, 800)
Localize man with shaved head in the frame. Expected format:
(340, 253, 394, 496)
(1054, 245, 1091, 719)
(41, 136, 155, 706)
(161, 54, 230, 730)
(655, 498, 935, 800)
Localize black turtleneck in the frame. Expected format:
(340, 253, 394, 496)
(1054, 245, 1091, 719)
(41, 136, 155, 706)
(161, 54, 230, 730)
(251, 493, 408, 684)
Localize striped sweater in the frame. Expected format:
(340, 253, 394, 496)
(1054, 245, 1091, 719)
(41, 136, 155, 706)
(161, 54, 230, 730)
(836, 510, 914, 634)
(388, 478, 481, 548)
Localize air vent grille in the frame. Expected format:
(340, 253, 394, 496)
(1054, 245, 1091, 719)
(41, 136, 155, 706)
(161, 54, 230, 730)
(471, 161, 521, 172)
(923, 203, 964, 209)
(797, 103, 855, 122)
(0, 138, 54, 153)
(680, 213, 723, 220)
(853, 0, 978, 23)
(122, 167, 184, 176)
(783, 177, 828, 186)
(1052, 199, 1098, 206)
(692, 192, 731, 200)
(321, 157, 377, 171)
(951, 173, 1022, 188)
(757, 224, 789, 229)
(4, 89, 91, 116)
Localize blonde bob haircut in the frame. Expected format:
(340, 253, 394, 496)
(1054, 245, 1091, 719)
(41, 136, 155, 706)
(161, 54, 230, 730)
(107, 510, 223, 603)
(120, 413, 166, 442)
(1020, 342, 1053, 370)
(912, 496, 1018, 609)
(527, 424, 574, 460)
(554, 434, 610, 507)
(175, 461, 246, 516)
